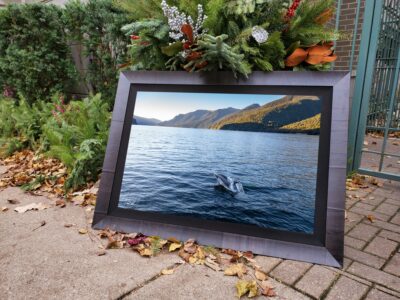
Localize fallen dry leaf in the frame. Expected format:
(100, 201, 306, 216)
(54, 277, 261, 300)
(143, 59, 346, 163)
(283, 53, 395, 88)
(236, 280, 258, 298)
(204, 257, 221, 271)
(161, 268, 175, 275)
(64, 223, 75, 228)
(224, 263, 247, 278)
(261, 280, 276, 297)
(78, 228, 88, 234)
(7, 199, 20, 205)
(14, 202, 49, 213)
(56, 199, 66, 208)
(106, 240, 125, 249)
(1, 206, 9, 212)
(367, 215, 375, 223)
(183, 239, 197, 254)
(136, 245, 153, 257)
(97, 250, 106, 256)
(255, 269, 268, 281)
(169, 242, 182, 252)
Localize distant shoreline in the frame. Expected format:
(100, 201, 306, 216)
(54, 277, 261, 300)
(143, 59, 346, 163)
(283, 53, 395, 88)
(132, 124, 320, 135)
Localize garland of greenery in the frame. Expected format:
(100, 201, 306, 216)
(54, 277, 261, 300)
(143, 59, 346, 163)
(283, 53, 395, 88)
(116, 0, 339, 77)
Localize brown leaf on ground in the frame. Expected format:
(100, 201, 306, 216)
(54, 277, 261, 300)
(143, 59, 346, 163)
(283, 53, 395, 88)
(14, 202, 50, 213)
(1, 206, 9, 212)
(7, 199, 20, 205)
(161, 268, 175, 275)
(367, 215, 375, 223)
(135, 244, 153, 257)
(243, 251, 254, 259)
(224, 263, 247, 278)
(183, 239, 197, 254)
(169, 242, 182, 252)
(255, 269, 268, 281)
(64, 223, 75, 228)
(106, 240, 125, 249)
(189, 246, 206, 265)
(56, 199, 66, 208)
(261, 280, 276, 297)
(78, 228, 88, 234)
(236, 280, 258, 298)
(178, 248, 191, 262)
(167, 237, 181, 244)
(204, 257, 221, 271)
(97, 250, 106, 256)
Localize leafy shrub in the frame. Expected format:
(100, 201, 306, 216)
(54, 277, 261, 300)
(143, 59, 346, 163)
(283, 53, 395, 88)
(0, 96, 54, 156)
(0, 93, 110, 191)
(0, 4, 76, 105)
(63, 0, 131, 109)
(42, 94, 110, 190)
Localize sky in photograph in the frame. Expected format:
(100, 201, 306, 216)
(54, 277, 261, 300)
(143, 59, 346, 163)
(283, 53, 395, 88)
(134, 92, 285, 121)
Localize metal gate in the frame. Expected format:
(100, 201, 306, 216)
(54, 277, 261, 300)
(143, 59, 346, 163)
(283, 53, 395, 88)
(349, 0, 400, 181)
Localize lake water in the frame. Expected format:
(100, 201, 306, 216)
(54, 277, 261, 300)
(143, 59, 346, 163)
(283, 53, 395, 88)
(119, 125, 319, 234)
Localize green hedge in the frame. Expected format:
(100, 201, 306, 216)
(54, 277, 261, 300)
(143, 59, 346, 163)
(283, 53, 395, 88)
(64, 0, 131, 109)
(0, 4, 76, 105)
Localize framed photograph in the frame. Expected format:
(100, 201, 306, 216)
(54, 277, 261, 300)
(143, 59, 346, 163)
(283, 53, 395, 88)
(93, 71, 350, 268)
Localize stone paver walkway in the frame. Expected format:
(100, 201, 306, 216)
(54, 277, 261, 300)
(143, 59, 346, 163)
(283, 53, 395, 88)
(0, 167, 399, 299)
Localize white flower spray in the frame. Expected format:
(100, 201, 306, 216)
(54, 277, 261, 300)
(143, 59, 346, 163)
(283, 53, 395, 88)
(161, 0, 207, 41)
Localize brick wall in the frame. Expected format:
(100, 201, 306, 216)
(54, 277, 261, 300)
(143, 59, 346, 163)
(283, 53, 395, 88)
(333, 0, 366, 73)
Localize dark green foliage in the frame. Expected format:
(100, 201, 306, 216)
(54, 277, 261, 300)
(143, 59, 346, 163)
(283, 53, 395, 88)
(283, 0, 338, 47)
(190, 34, 251, 77)
(0, 96, 54, 156)
(122, 19, 170, 70)
(64, 0, 131, 109)
(0, 4, 76, 105)
(0, 93, 110, 191)
(42, 94, 110, 190)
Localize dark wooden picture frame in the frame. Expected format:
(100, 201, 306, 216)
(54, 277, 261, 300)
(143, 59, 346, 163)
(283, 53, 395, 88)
(93, 71, 350, 268)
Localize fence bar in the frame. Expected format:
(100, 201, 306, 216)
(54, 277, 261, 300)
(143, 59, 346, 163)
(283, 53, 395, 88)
(349, 0, 362, 72)
(378, 44, 400, 171)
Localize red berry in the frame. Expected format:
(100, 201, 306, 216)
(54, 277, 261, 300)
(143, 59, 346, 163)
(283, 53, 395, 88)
(130, 35, 140, 40)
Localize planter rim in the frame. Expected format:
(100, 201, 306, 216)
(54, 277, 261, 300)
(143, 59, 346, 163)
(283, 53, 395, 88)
(119, 70, 350, 87)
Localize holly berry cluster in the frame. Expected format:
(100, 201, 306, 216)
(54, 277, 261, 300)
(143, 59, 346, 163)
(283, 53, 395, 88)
(285, 0, 302, 20)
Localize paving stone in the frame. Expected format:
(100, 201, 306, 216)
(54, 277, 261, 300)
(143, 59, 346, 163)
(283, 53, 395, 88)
(373, 188, 395, 198)
(270, 260, 311, 285)
(383, 253, 400, 277)
(365, 289, 399, 300)
(363, 195, 386, 206)
(390, 213, 400, 225)
(369, 219, 400, 233)
(126, 264, 238, 300)
(344, 246, 385, 269)
(255, 256, 282, 273)
(294, 265, 337, 299)
(347, 223, 380, 241)
(344, 236, 367, 250)
(268, 278, 311, 300)
(325, 276, 369, 300)
(343, 258, 352, 270)
(379, 230, 400, 243)
(385, 198, 399, 206)
(347, 262, 400, 291)
(353, 202, 376, 211)
(364, 236, 398, 258)
(349, 205, 391, 222)
(375, 202, 399, 217)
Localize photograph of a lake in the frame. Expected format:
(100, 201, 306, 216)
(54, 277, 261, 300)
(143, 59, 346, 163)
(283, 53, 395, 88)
(119, 92, 322, 234)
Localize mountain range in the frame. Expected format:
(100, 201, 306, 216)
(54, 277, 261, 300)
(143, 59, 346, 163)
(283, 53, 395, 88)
(133, 96, 321, 134)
